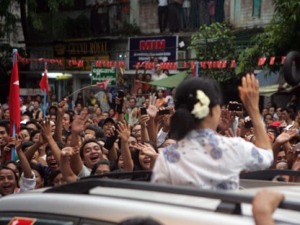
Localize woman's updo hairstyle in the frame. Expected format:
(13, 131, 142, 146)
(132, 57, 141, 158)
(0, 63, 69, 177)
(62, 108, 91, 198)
(170, 77, 222, 140)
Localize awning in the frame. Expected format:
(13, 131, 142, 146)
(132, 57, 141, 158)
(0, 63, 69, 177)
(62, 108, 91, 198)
(259, 83, 300, 96)
(148, 71, 190, 88)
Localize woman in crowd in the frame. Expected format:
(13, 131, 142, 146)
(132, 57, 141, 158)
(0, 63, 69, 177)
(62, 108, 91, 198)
(151, 74, 273, 190)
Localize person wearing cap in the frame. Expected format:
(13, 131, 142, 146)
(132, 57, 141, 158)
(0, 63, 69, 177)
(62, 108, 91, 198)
(98, 117, 115, 137)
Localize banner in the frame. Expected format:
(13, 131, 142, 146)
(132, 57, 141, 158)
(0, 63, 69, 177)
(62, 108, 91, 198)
(129, 36, 178, 69)
(91, 67, 116, 86)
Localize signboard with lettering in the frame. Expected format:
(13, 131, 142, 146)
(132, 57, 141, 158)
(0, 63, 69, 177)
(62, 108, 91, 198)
(91, 67, 116, 86)
(129, 36, 178, 69)
(53, 40, 110, 71)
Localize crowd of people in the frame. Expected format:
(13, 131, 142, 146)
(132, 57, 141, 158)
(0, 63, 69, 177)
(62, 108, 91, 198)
(0, 70, 299, 223)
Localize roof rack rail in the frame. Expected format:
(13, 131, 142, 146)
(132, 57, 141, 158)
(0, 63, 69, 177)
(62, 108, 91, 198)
(44, 178, 300, 215)
(240, 169, 300, 180)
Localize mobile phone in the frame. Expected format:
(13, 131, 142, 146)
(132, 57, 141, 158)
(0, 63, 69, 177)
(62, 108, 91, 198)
(116, 90, 125, 114)
(285, 124, 293, 130)
(158, 109, 170, 115)
(228, 103, 243, 111)
(244, 119, 253, 129)
(140, 107, 147, 115)
(104, 129, 118, 150)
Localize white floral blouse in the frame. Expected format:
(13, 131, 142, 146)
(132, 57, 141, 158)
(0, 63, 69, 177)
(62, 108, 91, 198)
(151, 129, 273, 190)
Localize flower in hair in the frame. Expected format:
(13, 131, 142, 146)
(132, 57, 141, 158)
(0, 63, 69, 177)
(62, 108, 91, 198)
(191, 90, 210, 119)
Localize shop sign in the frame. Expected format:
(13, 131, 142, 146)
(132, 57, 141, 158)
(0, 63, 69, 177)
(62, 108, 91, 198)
(91, 67, 116, 86)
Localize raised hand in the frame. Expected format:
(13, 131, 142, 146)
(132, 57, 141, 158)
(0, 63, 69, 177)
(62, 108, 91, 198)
(238, 74, 259, 113)
(57, 99, 67, 114)
(72, 111, 89, 134)
(117, 122, 130, 141)
(275, 128, 298, 145)
(134, 142, 158, 158)
(15, 133, 26, 150)
(61, 146, 79, 159)
(40, 118, 52, 141)
(218, 108, 233, 132)
(138, 114, 150, 127)
(147, 95, 158, 118)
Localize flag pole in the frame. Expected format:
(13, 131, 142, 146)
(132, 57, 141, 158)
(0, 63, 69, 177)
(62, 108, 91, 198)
(11, 49, 18, 161)
(43, 62, 47, 118)
(195, 61, 199, 78)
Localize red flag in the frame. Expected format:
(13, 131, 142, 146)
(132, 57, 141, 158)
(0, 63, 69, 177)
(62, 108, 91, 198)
(9, 217, 36, 225)
(39, 64, 49, 94)
(230, 60, 236, 68)
(281, 56, 286, 65)
(95, 78, 110, 89)
(269, 57, 275, 65)
(9, 54, 20, 136)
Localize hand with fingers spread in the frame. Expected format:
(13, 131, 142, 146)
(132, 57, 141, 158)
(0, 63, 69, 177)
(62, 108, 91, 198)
(40, 118, 53, 141)
(134, 142, 158, 159)
(147, 95, 158, 118)
(72, 111, 89, 134)
(61, 146, 79, 159)
(238, 73, 259, 113)
(218, 108, 234, 133)
(275, 128, 298, 145)
(117, 122, 130, 141)
(15, 133, 26, 150)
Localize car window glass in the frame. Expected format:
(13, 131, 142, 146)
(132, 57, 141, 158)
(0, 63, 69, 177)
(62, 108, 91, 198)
(0, 214, 77, 225)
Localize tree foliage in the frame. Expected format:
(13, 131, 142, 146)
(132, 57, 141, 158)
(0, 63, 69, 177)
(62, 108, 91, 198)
(189, 22, 240, 83)
(237, 0, 300, 74)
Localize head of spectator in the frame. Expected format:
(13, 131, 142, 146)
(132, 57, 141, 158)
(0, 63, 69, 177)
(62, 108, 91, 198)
(25, 120, 40, 132)
(109, 108, 116, 118)
(0, 121, 9, 147)
(144, 98, 150, 108)
(99, 117, 115, 136)
(63, 111, 73, 131)
(103, 111, 109, 119)
(30, 130, 41, 143)
(91, 159, 111, 176)
(169, 77, 222, 140)
(49, 113, 57, 123)
(80, 139, 104, 169)
(263, 113, 274, 127)
(95, 107, 102, 117)
(281, 107, 294, 122)
(50, 93, 57, 102)
(132, 124, 141, 143)
(46, 144, 61, 172)
(118, 217, 161, 225)
(75, 102, 83, 114)
(136, 73, 143, 81)
(261, 107, 269, 117)
(4, 161, 21, 181)
(21, 111, 33, 121)
(84, 124, 105, 141)
(31, 163, 44, 189)
(137, 88, 143, 97)
(0, 166, 18, 196)
(3, 109, 10, 120)
(19, 127, 31, 141)
(50, 170, 66, 187)
(269, 106, 276, 116)
(49, 106, 58, 115)
(129, 98, 137, 109)
(145, 73, 151, 82)
(132, 141, 157, 170)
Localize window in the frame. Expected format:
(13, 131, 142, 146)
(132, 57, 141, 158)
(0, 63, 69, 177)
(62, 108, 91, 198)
(0, 213, 78, 225)
(252, 0, 261, 17)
